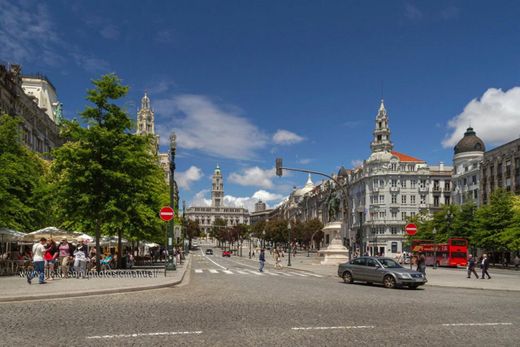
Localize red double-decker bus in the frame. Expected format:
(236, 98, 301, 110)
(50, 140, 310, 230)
(411, 238, 468, 267)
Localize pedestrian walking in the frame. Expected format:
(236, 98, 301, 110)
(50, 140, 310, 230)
(259, 249, 265, 272)
(274, 249, 282, 269)
(27, 238, 47, 285)
(480, 253, 491, 279)
(417, 253, 426, 276)
(514, 255, 520, 270)
(467, 254, 479, 279)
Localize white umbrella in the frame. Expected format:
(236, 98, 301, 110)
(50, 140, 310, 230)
(0, 228, 26, 241)
(24, 226, 71, 240)
(75, 233, 94, 243)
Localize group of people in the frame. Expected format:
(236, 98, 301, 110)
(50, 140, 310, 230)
(466, 253, 492, 279)
(25, 237, 125, 284)
(26, 237, 90, 284)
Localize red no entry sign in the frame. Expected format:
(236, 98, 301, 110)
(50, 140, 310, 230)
(159, 206, 175, 221)
(405, 223, 417, 236)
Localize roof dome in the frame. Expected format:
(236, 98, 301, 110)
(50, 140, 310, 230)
(338, 166, 349, 177)
(294, 174, 314, 197)
(454, 127, 485, 154)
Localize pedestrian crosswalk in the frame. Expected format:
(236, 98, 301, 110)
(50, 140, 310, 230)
(192, 268, 323, 278)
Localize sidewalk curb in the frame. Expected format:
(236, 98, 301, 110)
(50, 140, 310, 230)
(0, 255, 192, 303)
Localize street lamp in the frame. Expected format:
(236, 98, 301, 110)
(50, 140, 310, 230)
(276, 158, 352, 260)
(287, 220, 292, 267)
(433, 227, 437, 269)
(166, 133, 177, 271)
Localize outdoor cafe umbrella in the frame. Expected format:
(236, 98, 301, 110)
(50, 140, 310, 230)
(23, 226, 74, 241)
(0, 228, 26, 254)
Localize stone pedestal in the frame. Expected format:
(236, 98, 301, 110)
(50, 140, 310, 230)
(318, 222, 349, 265)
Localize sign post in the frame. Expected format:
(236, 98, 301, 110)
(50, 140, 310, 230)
(160, 206, 175, 222)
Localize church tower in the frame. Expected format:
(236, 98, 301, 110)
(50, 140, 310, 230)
(211, 165, 224, 207)
(137, 92, 155, 135)
(370, 99, 394, 153)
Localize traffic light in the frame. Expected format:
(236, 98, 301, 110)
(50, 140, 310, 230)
(275, 158, 283, 177)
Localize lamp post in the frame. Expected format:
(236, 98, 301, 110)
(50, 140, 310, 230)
(433, 227, 437, 269)
(276, 158, 352, 260)
(166, 133, 177, 271)
(287, 220, 292, 267)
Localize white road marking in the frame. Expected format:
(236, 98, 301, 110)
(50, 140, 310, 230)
(292, 326, 375, 331)
(194, 269, 203, 273)
(87, 331, 203, 339)
(209, 269, 219, 274)
(306, 273, 323, 278)
(289, 272, 307, 277)
(200, 249, 228, 270)
(247, 270, 263, 276)
(236, 270, 248, 275)
(279, 272, 294, 277)
(442, 323, 513, 327)
(223, 270, 233, 274)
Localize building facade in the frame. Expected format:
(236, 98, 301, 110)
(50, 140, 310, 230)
(481, 137, 520, 204)
(0, 64, 61, 154)
(348, 100, 453, 257)
(186, 165, 250, 235)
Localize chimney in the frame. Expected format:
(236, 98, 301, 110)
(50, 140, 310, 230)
(440, 162, 444, 171)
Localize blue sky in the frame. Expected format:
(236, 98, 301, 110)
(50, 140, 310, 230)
(2, 0, 520, 211)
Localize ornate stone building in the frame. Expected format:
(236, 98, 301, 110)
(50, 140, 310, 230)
(186, 165, 250, 236)
(481, 137, 520, 204)
(0, 64, 61, 154)
(348, 100, 452, 257)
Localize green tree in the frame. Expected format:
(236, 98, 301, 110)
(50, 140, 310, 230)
(185, 219, 202, 248)
(500, 196, 520, 251)
(51, 74, 167, 270)
(265, 219, 288, 244)
(303, 218, 324, 249)
(474, 189, 514, 251)
(212, 217, 227, 246)
(0, 114, 54, 231)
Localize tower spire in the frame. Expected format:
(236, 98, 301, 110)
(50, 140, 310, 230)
(370, 99, 393, 153)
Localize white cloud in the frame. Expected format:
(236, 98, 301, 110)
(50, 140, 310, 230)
(252, 190, 283, 202)
(0, 1, 61, 63)
(272, 129, 305, 145)
(71, 53, 111, 74)
(298, 158, 312, 165)
(176, 166, 203, 190)
(189, 190, 211, 207)
(228, 167, 275, 189)
(443, 87, 520, 148)
(351, 159, 363, 168)
(188, 189, 284, 212)
(155, 95, 268, 160)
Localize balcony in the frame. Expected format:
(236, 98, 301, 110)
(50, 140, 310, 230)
(419, 203, 428, 209)
(419, 186, 428, 193)
(389, 186, 400, 193)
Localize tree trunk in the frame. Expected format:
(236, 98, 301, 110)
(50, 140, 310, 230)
(95, 219, 101, 272)
(117, 229, 122, 269)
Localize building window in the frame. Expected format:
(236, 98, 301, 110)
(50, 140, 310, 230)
(410, 195, 416, 204)
(411, 212, 416, 217)
(391, 179, 397, 187)
(391, 211, 397, 219)
(401, 195, 407, 204)
(391, 195, 397, 204)
(420, 180, 426, 188)
(391, 163, 397, 171)
(391, 242, 398, 253)
(444, 196, 450, 205)
(433, 196, 439, 207)
(411, 180, 416, 188)
(420, 195, 426, 204)
(391, 227, 397, 235)
(401, 212, 407, 221)
(379, 195, 384, 203)
(402, 180, 407, 188)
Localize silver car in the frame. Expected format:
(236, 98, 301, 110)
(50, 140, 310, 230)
(337, 256, 427, 289)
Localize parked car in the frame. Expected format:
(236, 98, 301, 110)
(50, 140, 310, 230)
(337, 256, 427, 289)
(222, 251, 231, 257)
(205, 249, 213, 255)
